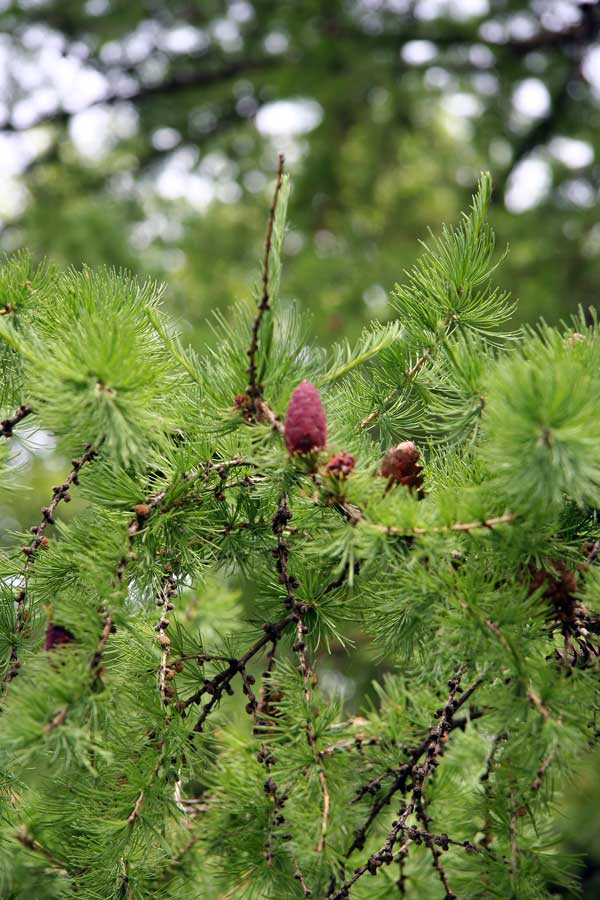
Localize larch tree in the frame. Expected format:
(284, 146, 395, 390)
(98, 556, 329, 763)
(0, 159, 598, 899)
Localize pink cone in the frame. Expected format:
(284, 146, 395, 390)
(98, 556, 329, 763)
(284, 381, 327, 454)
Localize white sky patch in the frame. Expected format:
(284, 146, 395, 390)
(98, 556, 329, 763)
(401, 40, 437, 65)
(415, 0, 488, 19)
(120, 22, 160, 66)
(448, 0, 489, 19)
(229, 1, 254, 23)
(559, 178, 596, 208)
(471, 73, 498, 96)
(548, 136, 594, 169)
(505, 158, 552, 213)
(151, 147, 243, 212)
(363, 284, 388, 313)
(489, 137, 512, 167)
(69, 103, 138, 160)
(0, 128, 51, 177)
(469, 43, 494, 67)
(21, 23, 65, 52)
(152, 127, 181, 151)
(9, 50, 109, 117)
(264, 32, 289, 55)
(425, 66, 453, 89)
(255, 99, 323, 137)
(243, 169, 267, 193)
(199, 151, 238, 180)
(155, 169, 215, 211)
(478, 20, 506, 43)
(540, 1, 583, 34)
(162, 25, 209, 55)
(512, 78, 551, 119)
(506, 13, 539, 41)
(85, 0, 109, 16)
(0, 178, 28, 220)
(212, 18, 242, 53)
(442, 91, 484, 118)
(582, 45, 600, 99)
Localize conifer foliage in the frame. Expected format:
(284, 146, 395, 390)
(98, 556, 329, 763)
(0, 157, 598, 900)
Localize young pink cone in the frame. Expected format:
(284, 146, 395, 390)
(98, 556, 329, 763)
(284, 381, 327, 454)
(380, 441, 424, 492)
(324, 452, 355, 479)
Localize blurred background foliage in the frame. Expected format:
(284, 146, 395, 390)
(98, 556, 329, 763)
(0, 1, 599, 896)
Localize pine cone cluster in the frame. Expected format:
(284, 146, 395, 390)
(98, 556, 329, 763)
(324, 452, 355, 479)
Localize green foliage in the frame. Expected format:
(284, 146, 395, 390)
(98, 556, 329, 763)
(0, 268, 179, 466)
(483, 316, 600, 514)
(0, 173, 597, 900)
(392, 173, 515, 344)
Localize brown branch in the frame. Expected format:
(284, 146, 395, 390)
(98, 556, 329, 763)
(239, 664, 288, 867)
(127, 788, 147, 827)
(156, 570, 177, 705)
(527, 688, 551, 722)
(530, 752, 555, 794)
(414, 795, 457, 899)
(395, 838, 410, 895)
(90, 613, 114, 681)
(2, 443, 98, 695)
(393, 823, 484, 856)
(0, 403, 31, 438)
(16, 829, 68, 873)
(254, 397, 284, 433)
(479, 732, 507, 849)
(39, 460, 256, 743)
(120, 857, 133, 900)
(319, 735, 380, 758)
(125, 573, 179, 828)
(335, 672, 484, 896)
(510, 792, 519, 884)
(43, 707, 68, 734)
(127, 457, 253, 540)
(272, 492, 330, 853)
(246, 154, 285, 406)
(330, 672, 478, 898)
(183, 612, 296, 721)
(294, 860, 312, 898)
(315, 472, 515, 539)
(378, 513, 516, 537)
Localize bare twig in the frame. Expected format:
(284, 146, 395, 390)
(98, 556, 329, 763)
(120, 857, 133, 900)
(530, 752, 555, 794)
(17, 829, 68, 873)
(2, 444, 98, 695)
(330, 672, 484, 899)
(378, 513, 516, 537)
(0, 403, 32, 438)
(246, 154, 285, 406)
(273, 493, 330, 852)
(184, 612, 296, 722)
(156, 570, 178, 705)
(347, 676, 483, 858)
(294, 860, 312, 898)
(510, 792, 518, 883)
(414, 795, 457, 898)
